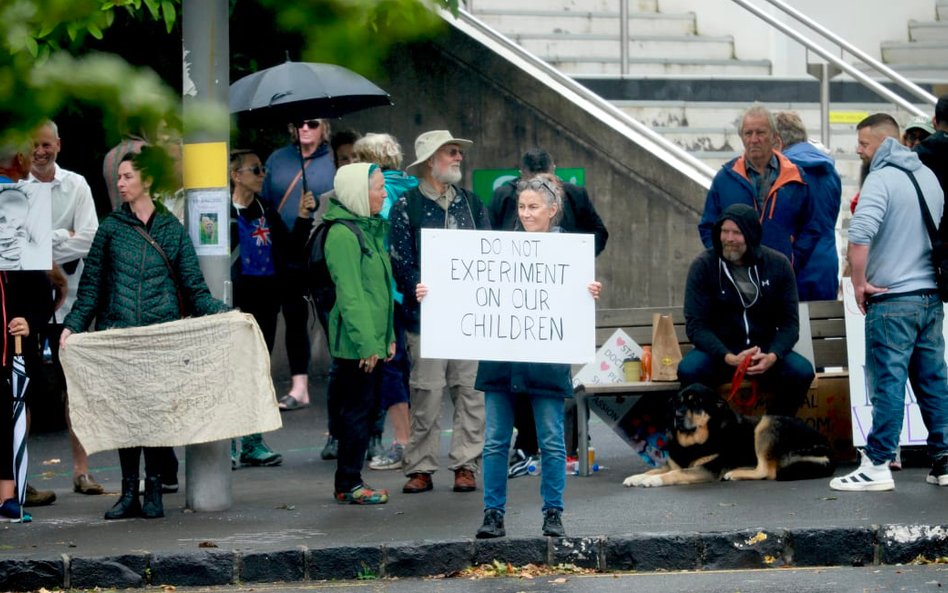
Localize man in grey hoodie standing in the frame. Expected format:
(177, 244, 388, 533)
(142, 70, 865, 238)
(830, 113, 948, 492)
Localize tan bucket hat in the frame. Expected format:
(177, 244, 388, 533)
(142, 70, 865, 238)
(407, 130, 473, 169)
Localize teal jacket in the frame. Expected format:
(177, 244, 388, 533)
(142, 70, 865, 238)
(324, 164, 395, 360)
(64, 202, 228, 333)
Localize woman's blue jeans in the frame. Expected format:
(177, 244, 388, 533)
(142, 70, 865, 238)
(864, 293, 948, 464)
(483, 391, 566, 513)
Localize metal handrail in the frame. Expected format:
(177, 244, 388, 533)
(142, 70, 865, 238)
(449, 6, 716, 186)
(731, 0, 931, 117)
(761, 0, 937, 106)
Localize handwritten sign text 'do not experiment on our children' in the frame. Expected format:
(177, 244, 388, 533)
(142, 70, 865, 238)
(419, 229, 595, 364)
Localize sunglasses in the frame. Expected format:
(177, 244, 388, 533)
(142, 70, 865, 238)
(441, 147, 464, 157)
(296, 119, 321, 129)
(237, 165, 267, 176)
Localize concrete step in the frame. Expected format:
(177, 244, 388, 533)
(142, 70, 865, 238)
(852, 61, 948, 84)
(653, 126, 859, 157)
(611, 100, 911, 138)
(475, 10, 696, 37)
(881, 40, 948, 66)
(467, 0, 657, 12)
(939, 0, 948, 20)
(513, 33, 735, 60)
(554, 58, 770, 76)
(908, 20, 948, 42)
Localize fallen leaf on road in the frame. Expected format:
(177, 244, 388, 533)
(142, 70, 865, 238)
(198, 541, 218, 548)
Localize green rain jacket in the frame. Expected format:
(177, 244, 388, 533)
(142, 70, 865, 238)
(324, 163, 395, 360)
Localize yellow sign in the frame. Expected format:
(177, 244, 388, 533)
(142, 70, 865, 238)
(829, 111, 869, 125)
(183, 142, 228, 189)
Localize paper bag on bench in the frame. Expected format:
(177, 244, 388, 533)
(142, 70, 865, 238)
(651, 313, 682, 381)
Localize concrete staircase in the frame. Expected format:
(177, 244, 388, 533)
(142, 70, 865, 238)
(871, 0, 948, 82)
(471, 0, 771, 76)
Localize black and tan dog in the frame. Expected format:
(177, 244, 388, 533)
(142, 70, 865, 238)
(623, 384, 835, 487)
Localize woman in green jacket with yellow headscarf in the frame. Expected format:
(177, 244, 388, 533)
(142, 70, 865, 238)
(325, 162, 395, 504)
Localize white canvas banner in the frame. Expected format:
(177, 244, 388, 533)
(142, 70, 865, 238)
(60, 311, 282, 454)
(842, 278, 932, 447)
(419, 228, 596, 364)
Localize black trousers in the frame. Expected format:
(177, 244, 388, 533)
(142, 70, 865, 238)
(280, 270, 311, 376)
(329, 358, 383, 492)
(118, 446, 174, 480)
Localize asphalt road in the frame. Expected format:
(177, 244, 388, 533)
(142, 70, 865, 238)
(137, 565, 948, 593)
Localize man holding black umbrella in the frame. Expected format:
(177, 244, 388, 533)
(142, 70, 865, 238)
(260, 118, 333, 426)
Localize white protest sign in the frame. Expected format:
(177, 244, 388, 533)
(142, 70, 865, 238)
(571, 328, 643, 388)
(842, 278, 933, 447)
(1, 182, 52, 270)
(419, 228, 595, 363)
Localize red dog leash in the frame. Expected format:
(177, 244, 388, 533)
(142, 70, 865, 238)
(727, 354, 758, 412)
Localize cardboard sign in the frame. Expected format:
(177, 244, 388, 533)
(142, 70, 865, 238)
(419, 228, 595, 363)
(842, 278, 932, 447)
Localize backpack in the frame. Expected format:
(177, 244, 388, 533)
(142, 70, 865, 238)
(305, 219, 370, 324)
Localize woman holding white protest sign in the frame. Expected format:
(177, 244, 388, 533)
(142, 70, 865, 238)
(416, 175, 601, 538)
(60, 147, 228, 521)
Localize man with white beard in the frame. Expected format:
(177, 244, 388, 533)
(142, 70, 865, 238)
(388, 130, 490, 495)
(678, 203, 814, 417)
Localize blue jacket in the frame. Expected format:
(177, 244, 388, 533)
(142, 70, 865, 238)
(699, 151, 819, 284)
(782, 142, 842, 301)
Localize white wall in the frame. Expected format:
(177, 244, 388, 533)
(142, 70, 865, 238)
(657, 0, 935, 76)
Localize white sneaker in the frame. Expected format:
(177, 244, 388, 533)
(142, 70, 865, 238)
(829, 450, 895, 492)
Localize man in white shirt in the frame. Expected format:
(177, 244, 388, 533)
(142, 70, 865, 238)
(29, 120, 103, 497)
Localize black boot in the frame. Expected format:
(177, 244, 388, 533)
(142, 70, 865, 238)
(104, 476, 141, 520)
(475, 508, 505, 539)
(141, 475, 165, 519)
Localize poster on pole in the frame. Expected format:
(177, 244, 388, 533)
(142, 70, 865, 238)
(419, 228, 595, 363)
(0, 182, 51, 270)
(842, 278, 931, 447)
(187, 188, 230, 256)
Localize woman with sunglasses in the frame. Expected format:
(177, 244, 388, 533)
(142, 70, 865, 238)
(261, 118, 335, 414)
(228, 149, 315, 467)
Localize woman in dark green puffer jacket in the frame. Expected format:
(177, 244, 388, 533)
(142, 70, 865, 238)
(61, 147, 228, 521)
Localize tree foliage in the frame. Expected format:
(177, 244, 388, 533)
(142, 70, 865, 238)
(1, 0, 460, 147)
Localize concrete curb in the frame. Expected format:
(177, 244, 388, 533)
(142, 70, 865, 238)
(2, 524, 947, 590)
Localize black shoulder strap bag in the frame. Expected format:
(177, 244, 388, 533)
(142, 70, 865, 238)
(132, 225, 190, 317)
(887, 163, 948, 302)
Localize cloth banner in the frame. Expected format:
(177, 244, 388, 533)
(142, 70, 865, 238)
(60, 311, 282, 455)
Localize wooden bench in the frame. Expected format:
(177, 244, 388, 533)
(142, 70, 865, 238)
(574, 300, 849, 475)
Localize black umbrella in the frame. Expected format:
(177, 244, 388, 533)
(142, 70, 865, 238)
(229, 60, 392, 123)
(230, 60, 393, 195)
(11, 335, 29, 521)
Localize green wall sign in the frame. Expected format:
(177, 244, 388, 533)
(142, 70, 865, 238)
(471, 168, 586, 205)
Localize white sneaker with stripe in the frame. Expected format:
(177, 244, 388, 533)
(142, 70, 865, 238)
(829, 450, 895, 492)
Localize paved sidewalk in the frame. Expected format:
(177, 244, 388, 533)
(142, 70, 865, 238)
(3, 376, 948, 590)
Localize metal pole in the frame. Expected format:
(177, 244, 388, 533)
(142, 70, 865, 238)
(620, 0, 629, 76)
(806, 57, 838, 150)
(182, 0, 233, 512)
(819, 63, 831, 149)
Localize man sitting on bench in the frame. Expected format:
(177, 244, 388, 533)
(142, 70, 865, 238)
(679, 203, 814, 416)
